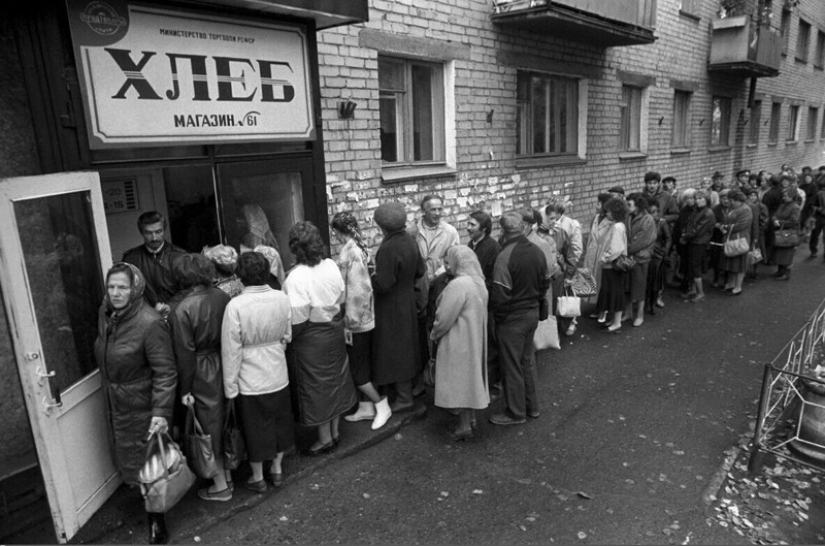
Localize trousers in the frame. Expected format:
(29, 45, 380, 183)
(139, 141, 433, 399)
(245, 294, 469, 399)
(495, 307, 539, 420)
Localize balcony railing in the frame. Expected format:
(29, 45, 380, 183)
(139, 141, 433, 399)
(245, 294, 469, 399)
(708, 16, 782, 78)
(492, 0, 657, 47)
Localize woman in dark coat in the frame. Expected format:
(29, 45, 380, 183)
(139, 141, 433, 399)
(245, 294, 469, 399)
(371, 202, 426, 412)
(718, 189, 753, 295)
(770, 189, 802, 281)
(94, 262, 177, 544)
(680, 191, 716, 303)
(169, 254, 232, 501)
(625, 193, 657, 327)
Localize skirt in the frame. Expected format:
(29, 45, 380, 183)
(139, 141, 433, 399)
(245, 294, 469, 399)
(770, 245, 796, 266)
(628, 261, 650, 302)
(596, 268, 627, 314)
(236, 390, 295, 462)
(719, 246, 749, 273)
(686, 244, 707, 280)
(347, 330, 373, 387)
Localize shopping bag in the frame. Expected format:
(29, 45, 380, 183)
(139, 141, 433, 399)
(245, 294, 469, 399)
(570, 268, 597, 297)
(222, 399, 245, 471)
(533, 316, 560, 351)
(557, 287, 581, 318)
(139, 431, 196, 513)
(183, 403, 219, 479)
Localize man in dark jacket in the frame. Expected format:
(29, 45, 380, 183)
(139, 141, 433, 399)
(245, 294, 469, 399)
(122, 211, 186, 318)
(642, 171, 679, 227)
(762, 175, 786, 262)
(489, 212, 549, 426)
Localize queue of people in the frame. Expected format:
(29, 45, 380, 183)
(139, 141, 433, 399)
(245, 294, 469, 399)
(93, 164, 820, 543)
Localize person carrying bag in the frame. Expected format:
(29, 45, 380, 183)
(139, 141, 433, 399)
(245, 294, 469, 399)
(139, 430, 196, 515)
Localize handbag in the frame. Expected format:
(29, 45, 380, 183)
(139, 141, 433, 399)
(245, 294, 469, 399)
(222, 399, 245, 471)
(139, 431, 196, 513)
(723, 230, 749, 257)
(423, 357, 436, 388)
(747, 247, 763, 265)
(557, 286, 581, 318)
(533, 315, 560, 351)
(183, 403, 219, 479)
(774, 225, 799, 248)
(612, 254, 636, 272)
(570, 268, 597, 297)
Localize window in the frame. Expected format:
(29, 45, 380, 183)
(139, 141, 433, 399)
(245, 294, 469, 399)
(516, 71, 579, 157)
(797, 20, 811, 62)
(672, 90, 691, 148)
(822, 109, 825, 139)
(378, 56, 445, 164)
(749, 100, 762, 145)
(808, 107, 819, 140)
(787, 105, 800, 141)
(680, 0, 696, 14)
(769, 102, 782, 143)
(620, 85, 643, 151)
(815, 31, 825, 68)
(710, 96, 731, 147)
(781, 9, 792, 54)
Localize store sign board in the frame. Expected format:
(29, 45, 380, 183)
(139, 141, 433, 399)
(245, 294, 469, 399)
(66, 0, 315, 148)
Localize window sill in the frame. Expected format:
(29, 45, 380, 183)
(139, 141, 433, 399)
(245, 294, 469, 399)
(746, 143, 758, 148)
(515, 155, 587, 169)
(618, 151, 647, 161)
(815, 65, 824, 71)
(795, 57, 808, 64)
(707, 145, 732, 153)
(767, 141, 778, 147)
(785, 140, 799, 146)
(805, 138, 816, 143)
(679, 9, 701, 22)
(670, 147, 691, 155)
(381, 164, 456, 184)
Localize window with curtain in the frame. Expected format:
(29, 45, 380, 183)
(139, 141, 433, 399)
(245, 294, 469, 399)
(749, 101, 762, 145)
(710, 96, 731, 146)
(516, 71, 580, 157)
(671, 90, 691, 148)
(620, 85, 643, 151)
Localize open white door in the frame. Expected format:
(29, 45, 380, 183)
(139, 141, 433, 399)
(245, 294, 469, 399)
(0, 171, 120, 543)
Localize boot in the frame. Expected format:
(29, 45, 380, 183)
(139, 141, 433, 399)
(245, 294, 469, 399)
(390, 381, 415, 413)
(148, 513, 168, 545)
(371, 397, 392, 430)
(344, 401, 375, 422)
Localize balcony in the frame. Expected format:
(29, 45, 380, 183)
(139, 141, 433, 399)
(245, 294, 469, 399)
(193, 0, 369, 29)
(492, 0, 657, 47)
(708, 16, 781, 78)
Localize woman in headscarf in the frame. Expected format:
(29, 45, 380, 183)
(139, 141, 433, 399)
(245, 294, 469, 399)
(203, 244, 244, 298)
(769, 189, 802, 281)
(169, 254, 232, 501)
(430, 246, 490, 440)
(94, 263, 177, 544)
(222, 252, 294, 493)
(253, 244, 286, 290)
(283, 222, 358, 454)
(717, 189, 753, 295)
(331, 212, 392, 430)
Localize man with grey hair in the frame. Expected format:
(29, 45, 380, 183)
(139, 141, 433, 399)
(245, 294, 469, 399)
(489, 212, 549, 426)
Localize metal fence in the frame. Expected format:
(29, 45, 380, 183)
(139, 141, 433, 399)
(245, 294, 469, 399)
(748, 297, 825, 473)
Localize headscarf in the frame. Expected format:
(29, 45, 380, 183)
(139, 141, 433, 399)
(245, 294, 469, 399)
(445, 246, 486, 292)
(239, 204, 279, 250)
(253, 244, 286, 285)
(202, 244, 238, 267)
(332, 212, 369, 260)
(104, 262, 146, 314)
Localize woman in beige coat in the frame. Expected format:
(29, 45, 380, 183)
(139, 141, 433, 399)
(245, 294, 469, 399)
(430, 246, 490, 441)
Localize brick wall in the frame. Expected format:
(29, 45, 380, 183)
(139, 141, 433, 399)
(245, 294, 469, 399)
(319, 0, 825, 245)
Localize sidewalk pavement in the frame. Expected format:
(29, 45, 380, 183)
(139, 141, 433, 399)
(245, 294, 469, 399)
(70, 403, 427, 544)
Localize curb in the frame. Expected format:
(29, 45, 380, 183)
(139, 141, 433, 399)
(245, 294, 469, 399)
(700, 444, 743, 506)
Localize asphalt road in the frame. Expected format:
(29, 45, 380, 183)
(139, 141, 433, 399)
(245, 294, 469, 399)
(189, 256, 825, 545)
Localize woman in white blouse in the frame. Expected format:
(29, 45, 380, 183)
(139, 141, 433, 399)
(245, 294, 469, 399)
(283, 222, 358, 455)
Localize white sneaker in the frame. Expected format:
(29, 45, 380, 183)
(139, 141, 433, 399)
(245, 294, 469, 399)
(344, 401, 375, 422)
(371, 397, 392, 430)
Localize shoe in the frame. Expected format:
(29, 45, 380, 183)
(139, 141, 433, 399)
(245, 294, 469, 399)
(730, 288, 743, 296)
(527, 410, 540, 419)
(489, 388, 502, 402)
(371, 397, 392, 430)
(227, 480, 234, 492)
(332, 434, 340, 447)
(304, 441, 335, 456)
(607, 323, 622, 333)
(344, 401, 376, 422)
(621, 314, 631, 322)
(489, 413, 526, 426)
(775, 274, 790, 281)
(681, 292, 696, 300)
(390, 401, 415, 413)
(269, 472, 284, 488)
(449, 428, 474, 441)
(565, 323, 577, 336)
(655, 297, 665, 308)
(724, 285, 734, 291)
(148, 513, 168, 545)
(596, 314, 607, 323)
(245, 478, 267, 493)
(632, 318, 644, 327)
(198, 486, 232, 502)
(691, 294, 705, 303)
(589, 312, 599, 319)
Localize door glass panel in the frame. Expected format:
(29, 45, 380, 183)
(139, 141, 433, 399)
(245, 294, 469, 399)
(219, 168, 305, 267)
(13, 192, 103, 393)
(163, 165, 220, 252)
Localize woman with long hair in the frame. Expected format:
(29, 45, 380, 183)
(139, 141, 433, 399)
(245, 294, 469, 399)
(594, 198, 629, 333)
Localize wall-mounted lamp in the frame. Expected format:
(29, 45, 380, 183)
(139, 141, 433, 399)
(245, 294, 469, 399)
(338, 100, 357, 119)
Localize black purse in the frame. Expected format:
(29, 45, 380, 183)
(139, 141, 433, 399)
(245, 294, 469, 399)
(222, 399, 246, 471)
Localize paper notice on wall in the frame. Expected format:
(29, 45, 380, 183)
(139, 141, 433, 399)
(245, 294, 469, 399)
(491, 201, 502, 217)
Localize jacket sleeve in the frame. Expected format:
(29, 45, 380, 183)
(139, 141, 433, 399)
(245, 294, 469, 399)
(221, 304, 242, 399)
(627, 215, 657, 256)
(602, 223, 627, 263)
(490, 255, 512, 312)
(144, 318, 177, 420)
(371, 245, 398, 295)
(663, 195, 680, 225)
(661, 220, 672, 254)
(170, 308, 196, 397)
(430, 283, 465, 341)
(727, 206, 752, 236)
(567, 221, 583, 276)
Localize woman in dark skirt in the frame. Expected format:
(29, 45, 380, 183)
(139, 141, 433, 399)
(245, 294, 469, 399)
(169, 254, 231, 501)
(770, 189, 802, 280)
(625, 193, 656, 327)
(717, 189, 753, 295)
(680, 191, 716, 302)
(283, 222, 358, 455)
(221, 252, 295, 493)
(595, 198, 629, 333)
